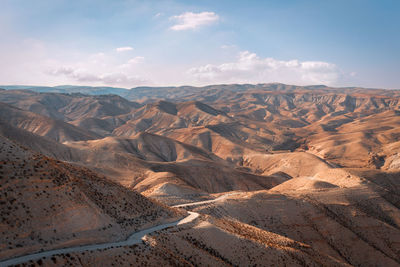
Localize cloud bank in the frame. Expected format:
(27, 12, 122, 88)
(48, 66, 147, 86)
(48, 67, 147, 85)
(188, 51, 342, 85)
(0, 39, 347, 88)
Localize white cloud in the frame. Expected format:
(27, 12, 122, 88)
(47, 66, 74, 76)
(188, 51, 342, 85)
(116, 46, 134, 52)
(46, 52, 148, 87)
(128, 56, 145, 64)
(0, 36, 351, 88)
(170, 12, 219, 31)
(48, 66, 147, 86)
(118, 56, 145, 70)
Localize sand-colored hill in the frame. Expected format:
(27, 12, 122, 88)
(0, 102, 99, 142)
(112, 100, 233, 137)
(139, 159, 289, 197)
(0, 85, 129, 95)
(0, 120, 84, 162)
(0, 90, 141, 136)
(66, 132, 221, 163)
(306, 110, 400, 168)
(243, 151, 334, 177)
(0, 134, 182, 261)
(0, 89, 140, 121)
(123, 83, 400, 103)
(34, 214, 347, 266)
(64, 133, 288, 204)
(191, 179, 400, 266)
(2, 84, 400, 265)
(4, 86, 399, 169)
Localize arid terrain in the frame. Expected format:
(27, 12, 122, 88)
(1, 83, 400, 266)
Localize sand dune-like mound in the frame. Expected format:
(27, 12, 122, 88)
(139, 159, 289, 194)
(140, 172, 212, 205)
(243, 151, 334, 177)
(269, 177, 339, 192)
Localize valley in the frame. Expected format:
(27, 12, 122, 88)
(1, 83, 400, 266)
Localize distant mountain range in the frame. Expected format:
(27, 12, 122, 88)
(0, 85, 129, 96)
(2, 83, 399, 103)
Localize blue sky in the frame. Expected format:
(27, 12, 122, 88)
(0, 0, 399, 88)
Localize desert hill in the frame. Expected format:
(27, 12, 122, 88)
(0, 89, 138, 119)
(66, 132, 221, 163)
(0, 90, 141, 136)
(242, 151, 335, 177)
(64, 132, 288, 204)
(2, 83, 400, 266)
(0, 134, 182, 261)
(123, 83, 400, 103)
(190, 174, 400, 266)
(0, 85, 129, 96)
(34, 213, 348, 266)
(2, 85, 400, 170)
(112, 100, 233, 137)
(0, 119, 287, 205)
(0, 102, 100, 142)
(305, 110, 400, 168)
(0, 120, 83, 162)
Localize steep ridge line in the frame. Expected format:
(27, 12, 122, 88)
(0, 193, 236, 267)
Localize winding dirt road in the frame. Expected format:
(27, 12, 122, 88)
(0, 193, 235, 267)
(173, 192, 240, 208)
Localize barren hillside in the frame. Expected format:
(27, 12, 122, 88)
(1, 83, 400, 266)
(0, 134, 182, 261)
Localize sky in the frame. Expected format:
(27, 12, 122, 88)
(0, 0, 399, 89)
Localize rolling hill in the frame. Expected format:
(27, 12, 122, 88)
(0, 134, 183, 261)
(2, 83, 400, 266)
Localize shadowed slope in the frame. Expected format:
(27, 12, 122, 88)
(0, 102, 100, 142)
(192, 182, 400, 266)
(64, 132, 289, 204)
